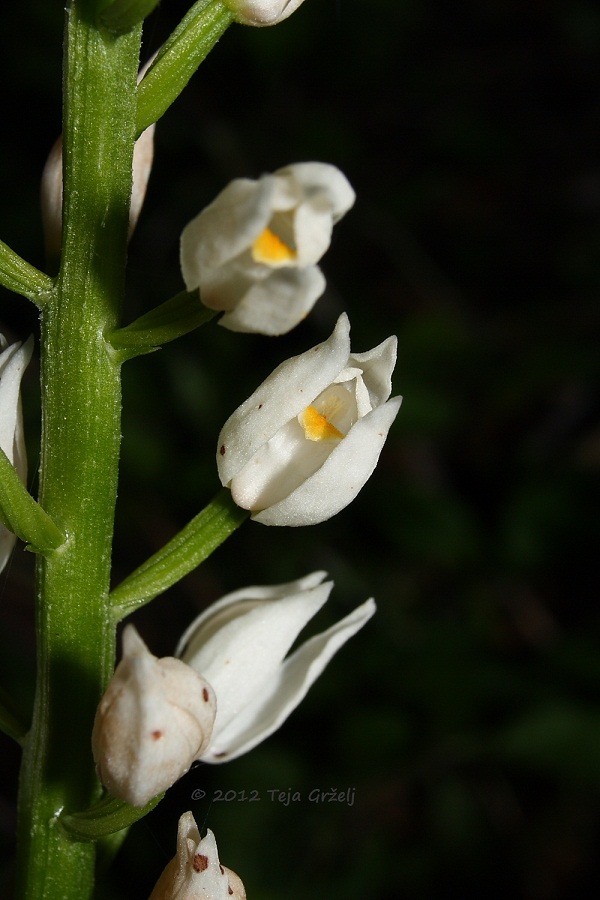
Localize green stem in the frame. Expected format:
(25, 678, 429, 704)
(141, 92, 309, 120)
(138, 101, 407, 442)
(111, 489, 248, 618)
(15, 3, 142, 898)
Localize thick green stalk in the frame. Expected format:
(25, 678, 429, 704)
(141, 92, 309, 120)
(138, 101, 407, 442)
(15, 3, 141, 898)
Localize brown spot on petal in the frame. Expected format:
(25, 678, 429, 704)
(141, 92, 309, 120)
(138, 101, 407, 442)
(193, 854, 209, 873)
(203, 687, 209, 702)
(214, 751, 228, 758)
(219, 445, 226, 456)
(219, 865, 224, 875)
(151, 730, 163, 740)
(228, 888, 233, 895)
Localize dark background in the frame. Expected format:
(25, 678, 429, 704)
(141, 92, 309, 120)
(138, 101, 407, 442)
(1, 1, 600, 897)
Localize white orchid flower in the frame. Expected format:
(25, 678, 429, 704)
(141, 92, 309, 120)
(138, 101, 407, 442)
(224, 0, 307, 27)
(216, 313, 401, 526)
(180, 162, 355, 335)
(177, 572, 376, 763)
(92, 626, 216, 807)
(150, 813, 245, 900)
(0, 335, 33, 574)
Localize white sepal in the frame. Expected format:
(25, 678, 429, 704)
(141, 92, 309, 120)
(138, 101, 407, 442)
(177, 573, 376, 762)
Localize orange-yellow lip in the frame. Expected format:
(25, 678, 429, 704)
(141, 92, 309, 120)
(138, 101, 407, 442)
(252, 227, 296, 265)
(300, 405, 345, 442)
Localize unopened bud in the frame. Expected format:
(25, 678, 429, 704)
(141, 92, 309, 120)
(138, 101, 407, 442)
(92, 626, 216, 807)
(149, 813, 246, 900)
(41, 58, 155, 262)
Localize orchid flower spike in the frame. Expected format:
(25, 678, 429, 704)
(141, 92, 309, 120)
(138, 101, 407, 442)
(92, 626, 216, 807)
(0, 335, 33, 574)
(224, 0, 306, 27)
(150, 813, 245, 900)
(177, 572, 376, 763)
(180, 162, 355, 335)
(216, 313, 401, 526)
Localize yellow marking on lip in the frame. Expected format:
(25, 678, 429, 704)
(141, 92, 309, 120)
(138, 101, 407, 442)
(252, 227, 296, 264)
(300, 405, 345, 442)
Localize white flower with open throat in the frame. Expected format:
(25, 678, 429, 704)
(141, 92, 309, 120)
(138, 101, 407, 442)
(216, 313, 401, 525)
(180, 162, 355, 334)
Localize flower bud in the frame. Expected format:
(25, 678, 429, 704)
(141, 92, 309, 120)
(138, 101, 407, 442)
(149, 813, 245, 900)
(224, 0, 306, 25)
(92, 626, 216, 807)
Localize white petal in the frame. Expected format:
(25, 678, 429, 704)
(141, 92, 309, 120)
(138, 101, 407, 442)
(181, 580, 334, 750)
(180, 177, 274, 288)
(219, 266, 325, 335)
(291, 201, 335, 266)
(176, 570, 328, 658)
(217, 313, 351, 486)
(253, 395, 402, 526)
(350, 335, 398, 407)
(0, 336, 33, 471)
(129, 123, 155, 236)
(276, 162, 356, 220)
(201, 598, 376, 762)
(229, 417, 332, 511)
(0, 337, 33, 574)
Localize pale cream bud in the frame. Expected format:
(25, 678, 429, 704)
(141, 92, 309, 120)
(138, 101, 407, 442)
(40, 136, 63, 262)
(92, 626, 216, 807)
(149, 813, 246, 900)
(41, 57, 155, 261)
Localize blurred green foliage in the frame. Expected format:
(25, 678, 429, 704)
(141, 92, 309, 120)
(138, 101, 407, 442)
(1, 1, 600, 897)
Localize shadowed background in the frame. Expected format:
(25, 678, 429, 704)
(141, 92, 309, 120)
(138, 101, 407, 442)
(1, 1, 599, 897)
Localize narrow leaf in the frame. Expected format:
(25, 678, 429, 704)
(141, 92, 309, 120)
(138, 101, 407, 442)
(107, 290, 217, 357)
